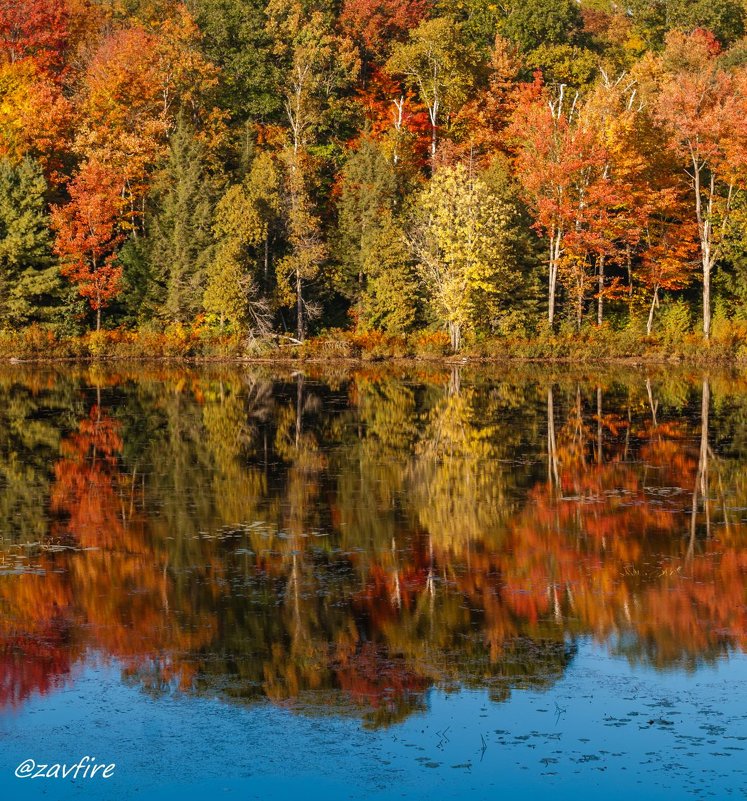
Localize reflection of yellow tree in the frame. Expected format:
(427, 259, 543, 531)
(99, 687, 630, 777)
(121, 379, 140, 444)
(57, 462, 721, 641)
(410, 378, 507, 553)
(265, 374, 331, 696)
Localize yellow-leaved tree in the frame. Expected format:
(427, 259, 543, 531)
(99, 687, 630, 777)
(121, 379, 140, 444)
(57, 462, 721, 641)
(408, 163, 517, 352)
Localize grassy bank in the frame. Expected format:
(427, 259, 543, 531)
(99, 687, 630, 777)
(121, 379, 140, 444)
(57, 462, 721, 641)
(1, 321, 747, 364)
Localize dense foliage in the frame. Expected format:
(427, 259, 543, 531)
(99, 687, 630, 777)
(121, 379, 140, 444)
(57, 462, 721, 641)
(5, 0, 747, 352)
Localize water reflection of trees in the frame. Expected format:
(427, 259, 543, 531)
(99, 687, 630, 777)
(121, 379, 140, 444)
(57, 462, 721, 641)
(0, 366, 746, 722)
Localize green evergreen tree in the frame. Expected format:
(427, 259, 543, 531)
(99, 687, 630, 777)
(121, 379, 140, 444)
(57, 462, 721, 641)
(479, 160, 544, 335)
(360, 211, 419, 334)
(336, 136, 418, 333)
(145, 120, 216, 324)
(187, 0, 281, 124)
(337, 137, 398, 296)
(0, 157, 60, 327)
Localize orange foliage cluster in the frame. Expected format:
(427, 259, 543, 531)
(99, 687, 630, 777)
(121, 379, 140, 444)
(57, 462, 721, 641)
(0, 0, 220, 325)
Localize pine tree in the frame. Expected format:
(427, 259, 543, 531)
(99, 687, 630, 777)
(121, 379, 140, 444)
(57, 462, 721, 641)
(275, 150, 327, 341)
(187, 0, 281, 123)
(0, 156, 60, 327)
(359, 210, 419, 333)
(147, 120, 215, 324)
(336, 136, 418, 332)
(337, 136, 398, 294)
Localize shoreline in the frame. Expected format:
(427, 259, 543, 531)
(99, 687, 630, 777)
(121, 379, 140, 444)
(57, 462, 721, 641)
(3, 326, 746, 368)
(2, 353, 745, 367)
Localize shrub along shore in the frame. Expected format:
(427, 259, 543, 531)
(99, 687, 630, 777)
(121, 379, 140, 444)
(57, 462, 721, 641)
(2, 321, 746, 364)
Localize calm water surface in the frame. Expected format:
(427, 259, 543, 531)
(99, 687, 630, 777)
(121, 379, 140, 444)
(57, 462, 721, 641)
(0, 364, 746, 800)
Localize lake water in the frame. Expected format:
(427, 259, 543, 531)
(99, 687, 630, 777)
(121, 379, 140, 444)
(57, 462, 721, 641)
(0, 363, 746, 800)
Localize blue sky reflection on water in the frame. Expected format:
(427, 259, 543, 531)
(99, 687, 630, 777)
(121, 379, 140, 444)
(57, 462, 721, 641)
(2, 638, 746, 801)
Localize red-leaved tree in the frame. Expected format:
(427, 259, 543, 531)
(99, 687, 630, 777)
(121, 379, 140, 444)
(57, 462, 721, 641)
(656, 29, 747, 339)
(0, 0, 69, 75)
(51, 159, 125, 330)
(340, 0, 428, 66)
(509, 84, 618, 328)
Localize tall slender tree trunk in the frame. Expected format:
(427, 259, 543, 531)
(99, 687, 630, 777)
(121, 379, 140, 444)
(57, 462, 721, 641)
(427, 92, 439, 173)
(626, 245, 633, 305)
(646, 376, 658, 427)
(647, 286, 659, 336)
(264, 235, 270, 291)
(449, 365, 461, 396)
(547, 386, 559, 488)
(448, 321, 461, 353)
(296, 271, 304, 341)
(549, 263, 557, 326)
(596, 386, 603, 465)
(702, 183, 712, 340)
(597, 256, 605, 325)
(393, 96, 405, 167)
(429, 106, 438, 171)
(93, 253, 101, 332)
(288, 147, 304, 342)
(689, 378, 710, 558)
(295, 371, 303, 447)
(549, 228, 561, 327)
(703, 247, 711, 339)
(693, 162, 713, 340)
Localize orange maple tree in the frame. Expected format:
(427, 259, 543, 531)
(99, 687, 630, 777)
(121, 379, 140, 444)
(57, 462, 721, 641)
(509, 84, 620, 328)
(656, 29, 747, 339)
(0, 0, 69, 75)
(51, 160, 125, 330)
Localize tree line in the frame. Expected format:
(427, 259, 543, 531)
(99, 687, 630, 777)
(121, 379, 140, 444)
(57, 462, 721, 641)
(4, 0, 747, 351)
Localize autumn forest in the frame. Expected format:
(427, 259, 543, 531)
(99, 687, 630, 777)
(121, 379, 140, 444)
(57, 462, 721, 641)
(4, 0, 747, 359)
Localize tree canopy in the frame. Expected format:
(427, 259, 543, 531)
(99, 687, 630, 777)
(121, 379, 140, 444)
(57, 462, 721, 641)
(2, 0, 747, 349)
